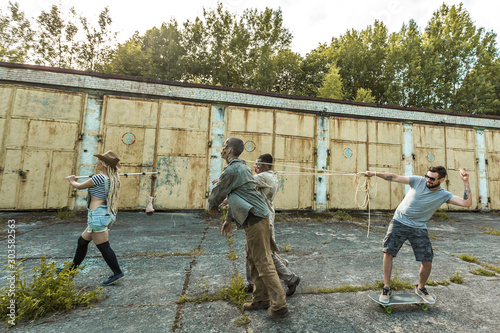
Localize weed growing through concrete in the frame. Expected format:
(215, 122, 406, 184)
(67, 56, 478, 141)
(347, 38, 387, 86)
(469, 267, 496, 276)
(56, 209, 76, 220)
(426, 280, 450, 286)
(0, 257, 102, 326)
(480, 263, 500, 274)
(459, 254, 480, 264)
(234, 314, 250, 326)
(282, 243, 291, 252)
(432, 209, 450, 220)
(175, 273, 251, 309)
(477, 226, 500, 236)
(335, 210, 354, 221)
(303, 270, 413, 294)
(450, 272, 464, 284)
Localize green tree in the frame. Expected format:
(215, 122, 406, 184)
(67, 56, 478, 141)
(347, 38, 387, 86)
(272, 48, 304, 95)
(76, 7, 117, 71)
(34, 5, 79, 68)
(105, 33, 151, 77)
(317, 65, 344, 99)
(0, 1, 33, 63)
(422, 3, 491, 111)
(329, 21, 388, 103)
(354, 87, 375, 103)
(384, 20, 427, 107)
(297, 44, 333, 97)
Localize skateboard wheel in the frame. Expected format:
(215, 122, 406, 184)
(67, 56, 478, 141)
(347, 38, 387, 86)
(421, 304, 428, 311)
(385, 306, 392, 314)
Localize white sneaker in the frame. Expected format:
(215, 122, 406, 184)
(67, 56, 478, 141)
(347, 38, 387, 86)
(415, 285, 435, 304)
(379, 287, 392, 303)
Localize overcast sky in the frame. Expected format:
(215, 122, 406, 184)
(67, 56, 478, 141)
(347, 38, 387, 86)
(11, 0, 500, 56)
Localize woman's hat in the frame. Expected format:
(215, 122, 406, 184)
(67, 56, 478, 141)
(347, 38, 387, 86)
(94, 150, 121, 170)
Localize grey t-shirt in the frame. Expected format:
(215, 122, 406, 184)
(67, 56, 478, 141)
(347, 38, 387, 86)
(393, 176, 454, 229)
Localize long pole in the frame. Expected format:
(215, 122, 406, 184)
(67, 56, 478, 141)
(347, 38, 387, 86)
(66, 171, 161, 179)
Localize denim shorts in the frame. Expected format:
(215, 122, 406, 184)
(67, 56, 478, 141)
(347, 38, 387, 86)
(383, 219, 433, 262)
(87, 206, 115, 233)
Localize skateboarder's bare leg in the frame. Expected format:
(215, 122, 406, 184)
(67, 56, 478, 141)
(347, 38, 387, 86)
(418, 262, 432, 288)
(383, 253, 394, 287)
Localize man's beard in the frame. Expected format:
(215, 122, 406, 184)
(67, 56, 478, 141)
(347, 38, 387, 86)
(426, 182, 441, 189)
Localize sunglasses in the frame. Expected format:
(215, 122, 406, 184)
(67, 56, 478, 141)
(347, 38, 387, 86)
(424, 175, 441, 181)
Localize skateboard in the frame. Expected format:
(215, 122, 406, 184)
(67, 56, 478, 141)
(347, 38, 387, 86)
(368, 293, 436, 314)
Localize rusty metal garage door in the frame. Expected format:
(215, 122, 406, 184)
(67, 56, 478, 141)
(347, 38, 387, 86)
(0, 85, 85, 209)
(485, 130, 500, 209)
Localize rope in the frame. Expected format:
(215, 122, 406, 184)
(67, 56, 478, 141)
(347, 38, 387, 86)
(244, 158, 378, 237)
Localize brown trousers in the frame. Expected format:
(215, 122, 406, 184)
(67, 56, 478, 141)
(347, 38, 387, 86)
(245, 218, 287, 311)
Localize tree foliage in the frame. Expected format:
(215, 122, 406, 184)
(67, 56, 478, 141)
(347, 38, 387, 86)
(0, 1, 498, 115)
(0, 1, 33, 63)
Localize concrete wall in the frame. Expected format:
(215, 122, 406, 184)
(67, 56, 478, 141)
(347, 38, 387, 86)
(1, 62, 499, 211)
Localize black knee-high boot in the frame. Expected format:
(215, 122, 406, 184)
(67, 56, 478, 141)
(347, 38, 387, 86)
(96, 241, 122, 276)
(71, 236, 91, 270)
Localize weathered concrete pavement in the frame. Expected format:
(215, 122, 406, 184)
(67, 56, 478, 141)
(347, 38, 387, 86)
(0, 211, 499, 332)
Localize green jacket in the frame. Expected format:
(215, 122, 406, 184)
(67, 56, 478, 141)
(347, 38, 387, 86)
(208, 159, 269, 228)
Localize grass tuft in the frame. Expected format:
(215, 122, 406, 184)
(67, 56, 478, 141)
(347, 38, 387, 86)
(56, 209, 76, 220)
(432, 209, 450, 220)
(450, 272, 464, 284)
(459, 254, 479, 264)
(335, 210, 354, 221)
(282, 243, 291, 252)
(469, 267, 496, 277)
(0, 258, 102, 326)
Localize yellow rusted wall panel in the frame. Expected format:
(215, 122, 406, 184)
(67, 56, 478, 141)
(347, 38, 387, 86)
(12, 88, 83, 121)
(105, 96, 157, 126)
(368, 121, 402, 144)
(446, 127, 476, 150)
(275, 111, 315, 137)
(5, 118, 27, 147)
(101, 96, 161, 210)
(155, 100, 210, 209)
(0, 86, 13, 116)
(483, 130, 500, 209)
(330, 118, 368, 142)
(26, 120, 78, 149)
(444, 127, 478, 210)
(274, 161, 314, 210)
(103, 126, 146, 165)
(273, 111, 315, 209)
(488, 180, 500, 209)
(227, 131, 273, 164)
(155, 156, 207, 209)
(413, 125, 446, 177)
(329, 141, 367, 209)
(118, 166, 142, 209)
(46, 151, 74, 209)
(274, 136, 314, 162)
(161, 101, 210, 131)
(17, 150, 50, 209)
(0, 149, 22, 208)
(227, 107, 274, 134)
(157, 129, 207, 156)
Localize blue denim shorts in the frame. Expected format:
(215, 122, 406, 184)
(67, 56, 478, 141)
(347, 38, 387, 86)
(87, 206, 115, 233)
(383, 219, 433, 262)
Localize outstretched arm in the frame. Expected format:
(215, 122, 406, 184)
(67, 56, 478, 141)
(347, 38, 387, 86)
(447, 169, 472, 207)
(365, 171, 410, 185)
